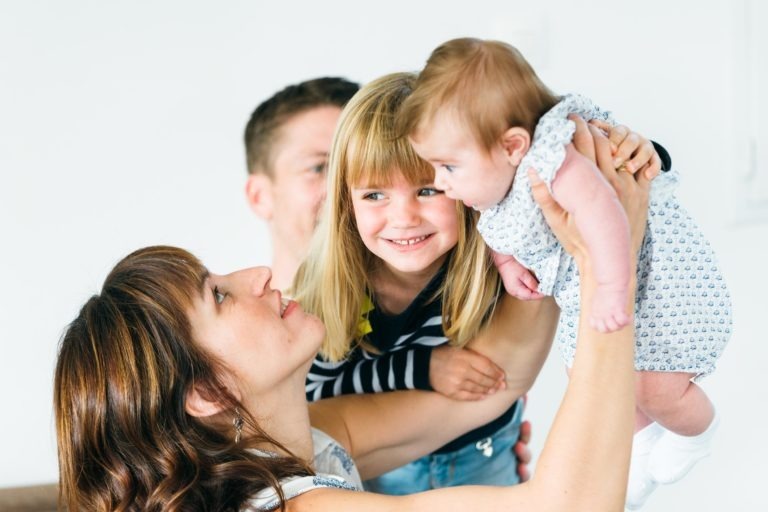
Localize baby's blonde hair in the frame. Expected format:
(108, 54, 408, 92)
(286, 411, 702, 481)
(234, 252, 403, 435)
(293, 72, 500, 362)
(400, 37, 559, 151)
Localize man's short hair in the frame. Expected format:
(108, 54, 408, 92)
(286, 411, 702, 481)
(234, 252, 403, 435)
(244, 77, 360, 176)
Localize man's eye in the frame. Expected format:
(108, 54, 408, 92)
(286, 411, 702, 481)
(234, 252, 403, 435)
(363, 192, 384, 201)
(214, 286, 226, 304)
(418, 187, 442, 197)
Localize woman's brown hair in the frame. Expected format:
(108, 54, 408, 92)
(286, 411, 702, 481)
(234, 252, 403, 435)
(54, 246, 311, 511)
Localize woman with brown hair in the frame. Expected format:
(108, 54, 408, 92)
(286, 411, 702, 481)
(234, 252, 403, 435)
(54, 122, 652, 511)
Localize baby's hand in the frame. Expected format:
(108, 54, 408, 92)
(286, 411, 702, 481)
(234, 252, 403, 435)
(429, 345, 506, 401)
(493, 252, 545, 300)
(590, 284, 632, 332)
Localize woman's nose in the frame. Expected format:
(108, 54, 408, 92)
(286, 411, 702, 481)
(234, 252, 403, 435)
(246, 266, 272, 296)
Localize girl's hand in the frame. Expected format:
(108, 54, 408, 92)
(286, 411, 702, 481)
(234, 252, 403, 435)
(429, 345, 507, 401)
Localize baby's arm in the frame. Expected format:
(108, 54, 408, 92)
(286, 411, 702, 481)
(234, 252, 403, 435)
(492, 251, 545, 300)
(550, 144, 632, 332)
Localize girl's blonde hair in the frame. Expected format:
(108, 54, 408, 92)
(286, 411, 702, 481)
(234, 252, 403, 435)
(293, 72, 500, 362)
(399, 37, 559, 151)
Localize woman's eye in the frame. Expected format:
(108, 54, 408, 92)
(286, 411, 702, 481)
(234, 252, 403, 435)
(213, 286, 226, 304)
(442, 164, 455, 173)
(363, 191, 384, 201)
(418, 187, 442, 197)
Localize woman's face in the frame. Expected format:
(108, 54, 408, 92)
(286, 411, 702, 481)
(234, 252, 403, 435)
(187, 266, 324, 395)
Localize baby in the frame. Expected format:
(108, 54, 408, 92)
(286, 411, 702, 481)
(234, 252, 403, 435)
(402, 38, 732, 510)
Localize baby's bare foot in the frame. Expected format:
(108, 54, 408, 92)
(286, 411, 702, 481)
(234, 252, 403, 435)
(589, 286, 631, 332)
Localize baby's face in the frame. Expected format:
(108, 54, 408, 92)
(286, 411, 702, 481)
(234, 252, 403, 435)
(409, 113, 515, 211)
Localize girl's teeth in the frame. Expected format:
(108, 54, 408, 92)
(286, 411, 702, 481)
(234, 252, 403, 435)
(391, 235, 427, 246)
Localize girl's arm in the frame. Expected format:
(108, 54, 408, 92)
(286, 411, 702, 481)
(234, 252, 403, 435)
(305, 347, 435, 402)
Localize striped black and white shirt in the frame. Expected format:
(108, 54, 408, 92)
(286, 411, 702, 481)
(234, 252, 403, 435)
(305, 266, 446, 402)
(305, 266, 519, 454)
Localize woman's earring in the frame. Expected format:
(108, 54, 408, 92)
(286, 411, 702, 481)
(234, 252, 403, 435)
(233, 407, 243, 444)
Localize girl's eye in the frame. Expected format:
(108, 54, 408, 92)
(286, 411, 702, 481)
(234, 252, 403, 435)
(213, 286, 226, 305)
(418, 187, 442, 197)
(442, 164, 455, 173)
(362, 191, 385, 201)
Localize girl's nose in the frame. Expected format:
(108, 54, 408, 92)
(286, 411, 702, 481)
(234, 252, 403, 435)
(389, 197, 420, 227)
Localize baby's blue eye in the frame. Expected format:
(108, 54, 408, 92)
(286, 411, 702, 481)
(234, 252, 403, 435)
(442, 165, 455, 173)
(363, 191, 384, 201)
(213, 286, 226, 304)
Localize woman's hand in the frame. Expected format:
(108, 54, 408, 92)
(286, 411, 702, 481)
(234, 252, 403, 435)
(558, 116, 655, 255)
(570, 114, 661, 181)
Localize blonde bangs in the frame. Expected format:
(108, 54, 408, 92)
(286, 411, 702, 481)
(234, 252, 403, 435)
(344, 129, 434, 188)
(342, 73, 435, 189)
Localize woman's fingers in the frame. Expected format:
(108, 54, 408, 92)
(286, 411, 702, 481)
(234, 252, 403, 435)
(588, 124, 616, 179)
(569, 114, 597, 164)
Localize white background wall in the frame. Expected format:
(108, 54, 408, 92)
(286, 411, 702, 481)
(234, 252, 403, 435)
(1, 1, 766, 510)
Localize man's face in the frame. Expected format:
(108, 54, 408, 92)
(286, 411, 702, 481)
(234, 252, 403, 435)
(254, 105, 342, 258)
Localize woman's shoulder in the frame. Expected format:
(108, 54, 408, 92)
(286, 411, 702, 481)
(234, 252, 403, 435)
(245, 428, 363, 511)
(311, 427, 363, 489)
(247, 474, 358, 511)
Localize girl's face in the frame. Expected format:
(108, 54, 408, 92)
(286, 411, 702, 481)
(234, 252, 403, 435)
(188, 266, 324, 395)
(351, 171, 459, 277)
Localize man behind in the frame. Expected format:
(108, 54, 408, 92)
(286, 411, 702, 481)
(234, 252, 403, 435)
(243, 77, 360, 290)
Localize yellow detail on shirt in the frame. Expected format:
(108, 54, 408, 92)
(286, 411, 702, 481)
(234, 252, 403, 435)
(356, 295, 374, 337)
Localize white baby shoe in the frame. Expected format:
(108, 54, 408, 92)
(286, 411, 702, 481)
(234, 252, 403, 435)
(648, 412, 719, 485)
(625, 422, 663, 510)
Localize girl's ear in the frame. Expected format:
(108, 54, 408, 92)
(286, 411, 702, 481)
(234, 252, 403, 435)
(500, 127, 531, 166)
(185, 385, 226, 418)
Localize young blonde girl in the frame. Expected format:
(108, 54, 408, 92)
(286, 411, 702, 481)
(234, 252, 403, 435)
(293, 71, 658, 494)
(293, 72, 528, 493)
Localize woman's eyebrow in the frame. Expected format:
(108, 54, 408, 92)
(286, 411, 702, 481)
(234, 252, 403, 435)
(198, 270, 211, 298)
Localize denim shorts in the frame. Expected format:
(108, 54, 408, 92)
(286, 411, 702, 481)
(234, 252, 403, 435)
(364, 397, 524, 494)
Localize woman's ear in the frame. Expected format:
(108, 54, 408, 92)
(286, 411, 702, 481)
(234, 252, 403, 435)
(185, 385, 226, 418)
(501, 127, 531, 166)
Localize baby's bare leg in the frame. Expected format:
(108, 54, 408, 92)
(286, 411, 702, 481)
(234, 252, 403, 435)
(635, 371, 714, 435)
(551, 145, 632, 332)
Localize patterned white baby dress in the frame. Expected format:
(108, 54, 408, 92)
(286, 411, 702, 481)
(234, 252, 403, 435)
(478, 94, 732, 376)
